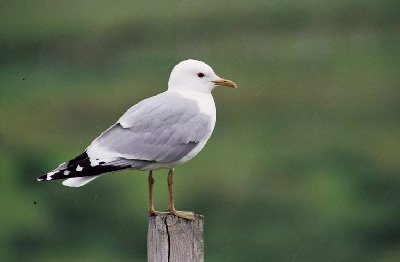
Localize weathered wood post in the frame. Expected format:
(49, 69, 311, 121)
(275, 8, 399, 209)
(147, 214, 204, 262)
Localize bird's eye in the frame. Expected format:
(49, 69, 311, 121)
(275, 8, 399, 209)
(197, 73, 205, 78)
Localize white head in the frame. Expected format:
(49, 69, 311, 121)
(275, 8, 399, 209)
(168, 59, 236, 93)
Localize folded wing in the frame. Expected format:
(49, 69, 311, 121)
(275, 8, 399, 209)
(88, 92, 211, 165)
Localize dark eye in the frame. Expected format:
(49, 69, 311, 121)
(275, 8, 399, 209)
(197, 73, 205, 78)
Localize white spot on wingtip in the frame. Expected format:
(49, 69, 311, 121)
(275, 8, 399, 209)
(46, 171, 56, 180)
(76, 165, 83, 171)
(63, 170, 70, 176)
(91, 158, 101, 167)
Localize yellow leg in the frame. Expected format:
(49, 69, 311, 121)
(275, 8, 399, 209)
(167, 169, 195, 220)
(148, 171, 167, 216)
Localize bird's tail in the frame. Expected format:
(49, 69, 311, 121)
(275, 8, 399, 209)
(37, 151, 130, 186)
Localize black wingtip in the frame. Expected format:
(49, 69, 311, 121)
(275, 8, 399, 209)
(38, 151, 131, 182)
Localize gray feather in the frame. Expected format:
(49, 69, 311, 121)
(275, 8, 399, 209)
(89, 92, 211, 164)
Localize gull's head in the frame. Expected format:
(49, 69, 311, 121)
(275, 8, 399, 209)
(168, 59, 237, 93)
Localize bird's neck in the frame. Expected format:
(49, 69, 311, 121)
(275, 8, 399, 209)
(167, 89, 216, 116)
(167, 87, 213, 98)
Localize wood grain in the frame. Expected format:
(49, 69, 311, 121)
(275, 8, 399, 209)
(148, 214, 204, 262)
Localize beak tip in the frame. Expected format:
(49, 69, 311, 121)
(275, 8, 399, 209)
(213, 78, 237, 88)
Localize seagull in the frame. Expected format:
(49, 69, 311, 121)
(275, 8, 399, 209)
(37, 59, 236, 219)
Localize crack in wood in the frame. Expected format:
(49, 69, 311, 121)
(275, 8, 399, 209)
(164, 216, 171, 262)
(148, 214, 204, 262)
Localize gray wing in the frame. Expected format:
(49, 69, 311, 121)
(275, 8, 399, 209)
(88, 92, 211, 164)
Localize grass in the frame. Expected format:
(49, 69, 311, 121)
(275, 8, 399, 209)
(1, 0, 399, 261)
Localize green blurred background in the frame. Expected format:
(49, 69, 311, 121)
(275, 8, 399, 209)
(1, 0, 399, 261)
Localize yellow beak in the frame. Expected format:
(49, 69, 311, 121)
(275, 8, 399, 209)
(212, 78, 237, 88)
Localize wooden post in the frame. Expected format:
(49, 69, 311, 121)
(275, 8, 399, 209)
(147, 214, 204, 262)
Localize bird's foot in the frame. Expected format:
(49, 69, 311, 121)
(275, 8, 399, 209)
(149, 207, 195, 220)
(148, 208, 169, 217)
(169, 209, 195, 220)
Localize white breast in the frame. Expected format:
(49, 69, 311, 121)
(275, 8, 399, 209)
(170, 90, 216, 165)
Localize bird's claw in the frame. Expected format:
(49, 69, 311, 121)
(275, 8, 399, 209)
(148, 208, 169, 217)
(148, 208, 195, 220)
(169, 209, 195, 220)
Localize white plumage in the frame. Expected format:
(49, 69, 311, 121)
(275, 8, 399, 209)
(38, 59, 236, 188)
